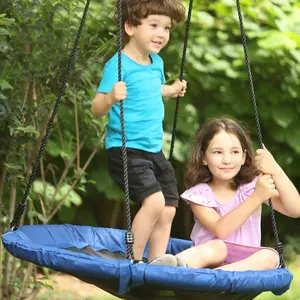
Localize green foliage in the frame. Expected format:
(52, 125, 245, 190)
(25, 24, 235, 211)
(32, 179, 82, 207)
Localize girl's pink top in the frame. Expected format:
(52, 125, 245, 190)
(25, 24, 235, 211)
(181, 177, 261, 247)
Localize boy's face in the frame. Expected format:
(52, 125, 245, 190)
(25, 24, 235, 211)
(125, 15, 172, 54)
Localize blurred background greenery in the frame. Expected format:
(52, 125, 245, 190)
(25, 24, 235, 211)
(1, 0, 300, 299)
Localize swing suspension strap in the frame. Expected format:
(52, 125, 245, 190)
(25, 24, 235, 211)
(117, 0, 194, 260)
(169, 0, 194, 163)
(10, 0, 92, 231)
(236, 0, 285, 267)
(116, 0, 134, 261)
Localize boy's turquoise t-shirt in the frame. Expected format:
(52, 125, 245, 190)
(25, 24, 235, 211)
(97, 52, 166, 153)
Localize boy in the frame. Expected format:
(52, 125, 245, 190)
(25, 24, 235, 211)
(91, 0, 187, 264)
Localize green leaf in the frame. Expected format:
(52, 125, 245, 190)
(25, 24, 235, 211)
(32, 180, 82, 207)
(0, 15, 14, 26)
(32, 180, 56, 202)
(0, 80, 13, 90)
(15, 125, 39, 136)
(28, 211, 48, 224)
(46, 139, 61, 157)
(258, 31, 297, 50)
(0, 28, 10, 36)
(56, 183, 82, 207)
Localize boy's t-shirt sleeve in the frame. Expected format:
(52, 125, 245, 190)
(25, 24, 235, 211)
(152, 54, 166, 85)
(160, 58, 166, 85)
(97, 59, 121, 93)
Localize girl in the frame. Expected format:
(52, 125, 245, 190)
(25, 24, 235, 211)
(152, 118, 300, 270)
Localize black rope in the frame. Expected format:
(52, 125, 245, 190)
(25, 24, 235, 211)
(10, 0, 91, 231)
(169, 0, 194, 163)
(116, 0, 134, 261)
(236, 0, 285, 267)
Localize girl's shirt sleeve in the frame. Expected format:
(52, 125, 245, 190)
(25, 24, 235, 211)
(181, 184, 217, 208)
(240, 176, 258, 200)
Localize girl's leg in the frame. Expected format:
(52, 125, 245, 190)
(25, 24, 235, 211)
(175, 240, 227, 269)
(216, 249, 279, 271)
(147, 205, 176, 261)
(131, 192, 165, 261)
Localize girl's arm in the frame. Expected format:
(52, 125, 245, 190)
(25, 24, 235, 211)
(190, 194, 262, 239)
(190, 174, 278, 239)
(255, 145, 300, 218)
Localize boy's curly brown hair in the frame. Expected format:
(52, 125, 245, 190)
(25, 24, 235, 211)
(115, 0, 186, 42)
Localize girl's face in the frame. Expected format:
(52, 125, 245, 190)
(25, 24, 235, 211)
(203, 130, 246, 184)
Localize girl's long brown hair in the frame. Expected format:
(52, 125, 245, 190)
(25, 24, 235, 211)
(185, 118, 258, 189)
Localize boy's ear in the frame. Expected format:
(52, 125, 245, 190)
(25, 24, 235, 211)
(124, 21, 134, 37)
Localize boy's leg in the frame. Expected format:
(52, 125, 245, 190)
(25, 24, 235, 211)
(131, 191, 165, 261)
(175, 240, 227, 268)
(147, 205, 176, 261)
(107, 148, 166, 261)
(147, 150, 178, 261)
(216, 249, 279, 271)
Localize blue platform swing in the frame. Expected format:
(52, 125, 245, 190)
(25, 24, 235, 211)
(2, 0, 293, 299)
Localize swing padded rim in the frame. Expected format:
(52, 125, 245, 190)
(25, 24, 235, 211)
(2, 224, 293, 297)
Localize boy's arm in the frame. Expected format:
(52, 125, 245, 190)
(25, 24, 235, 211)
(162, 79, 187, 98)
(161, 85, 175, 98)
(91, 92, 115, 117)
(91, 81, 127, 117)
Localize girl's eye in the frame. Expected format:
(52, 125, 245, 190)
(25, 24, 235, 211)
(213, 151, 222, 155)
(150, 24, 157, 28)
(233, 151, 240, 154)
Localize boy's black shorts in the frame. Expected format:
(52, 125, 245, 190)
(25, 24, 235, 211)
(107, 147, 179, 207)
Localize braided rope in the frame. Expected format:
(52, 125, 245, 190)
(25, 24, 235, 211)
(116, 0, 134, 261)
(169, 0, 194, 163)
(236, 0, 285, 267)
(10, 0, 91, 230)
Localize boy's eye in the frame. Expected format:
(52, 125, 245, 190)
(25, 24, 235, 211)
(150, 24, 157, 28)
(233, 150, 240, 154)
(165, 26, 171, 31)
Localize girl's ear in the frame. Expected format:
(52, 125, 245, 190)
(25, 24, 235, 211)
(203, 157, 207, 165)
(242, 149, 247, 165)
(124, 21, 134, 37)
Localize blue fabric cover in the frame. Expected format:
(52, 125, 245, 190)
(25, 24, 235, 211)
(2, 225, 293, 295)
